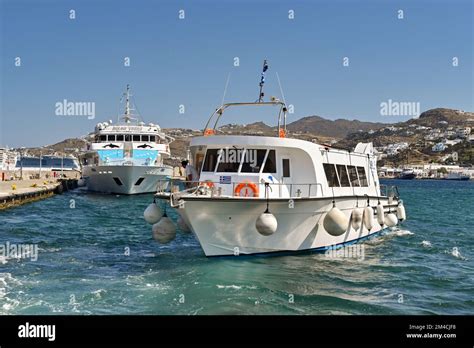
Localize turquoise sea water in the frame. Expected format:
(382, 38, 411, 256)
(0, 179, 473, 315)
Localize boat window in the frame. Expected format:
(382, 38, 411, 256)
(241, 149, 266, 173)
(216, 150, 241, 172)
(357, 166, 368, 186)
(125, 134, 131, 142)
(323, 163, 340, 187)
(99, 135, 106, 142)
(282, 159, 290, 177)
(149, 135, 156, 142)
(347, 165, 360, 187)
(107, 135, 116, 142)
(133, 135, 140, 142)
(202, 149, 220, 172)
(117, 134, 124, 141)
(336, 165, 351, 187)
(262, 150, 277, 173)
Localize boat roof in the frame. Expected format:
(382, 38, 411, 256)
(190, 135, 373, 157)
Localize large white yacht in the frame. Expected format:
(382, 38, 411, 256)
(82, 85, 174, 195)
(148, 63, 407, 256)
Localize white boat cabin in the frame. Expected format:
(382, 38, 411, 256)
(189, 135, 380, 199)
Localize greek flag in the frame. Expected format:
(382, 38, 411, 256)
(220, 175, 231, 184)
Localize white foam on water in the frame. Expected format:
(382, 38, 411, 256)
(390, 228, 414, 237)
(91, 289, 106, 299)
(447, 247, 467, 260)
(216, 285, 257, 290)
(421, 240, 432, 248)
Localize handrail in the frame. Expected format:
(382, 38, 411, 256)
(158, 179, 327, 199)
(202, 100, 288, 137)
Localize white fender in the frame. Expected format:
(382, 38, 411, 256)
(396, 204, 406, 221)
(385, 213, 398, 227)
(152, 216, 176, 243)
(323, 207, 349, 236)
(351, 208, 363, 230)
(144, 203, 163, 224)
(376, 204, 385, 226)
(256, 212, 278, 236)
(363, 206, 374, 231)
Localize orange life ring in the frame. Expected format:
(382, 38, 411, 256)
(279, 129, 286, 138)
(204, 128, 215, 136)
(199, 180, 215, 189)
(234, 182, 259, 197)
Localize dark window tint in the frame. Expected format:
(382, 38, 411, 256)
(116, 134, 124, 141)
(357, 167, 368, 186)
(149, 135, 156, 142)
(347, 165, 360, 187)
(262, 150, 277, 173)
(282, 159, 290, 177)
(134, 177, 145, 186)
(99, 135, 106, 142)
(202, 149, 219, 172)
(217, 148, 241, 172)
(336, 165, 351, 187)
(125, 134, 131, 142)
(141, 135, 149, 142)
(241, 149, 267, 173)
(113, 177, 123, 186)
(323, 164, 340, 187)
(107, 135, 116, 142)
(133, 135, 140, 142)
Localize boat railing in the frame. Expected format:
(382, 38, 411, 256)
(156, 179, 324, 200)
(379, 185, 400, 200)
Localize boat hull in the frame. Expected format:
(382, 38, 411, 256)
(170, 196, 398, 256)
(83, 165, 172, 195)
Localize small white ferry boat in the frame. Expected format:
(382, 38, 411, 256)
(146, 63, 407, 256)
(82, 85, 174, 195)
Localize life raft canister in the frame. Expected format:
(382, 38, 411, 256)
(234, 182, 259, 197)
(279, 129, 286, 138)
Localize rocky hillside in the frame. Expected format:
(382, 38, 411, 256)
(286, 116, 388, 138)
(406, 108, 474, 127)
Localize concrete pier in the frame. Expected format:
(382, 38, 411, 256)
(0, 178, 78, 210)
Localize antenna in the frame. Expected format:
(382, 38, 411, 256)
(221, 72, 231, 106)
(276, 72, 286, 105)
(119, 84, 139, 124)
(124, 84, 131, 122)
(257, 59, 269, 103)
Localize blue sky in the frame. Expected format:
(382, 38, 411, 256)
(1, 0, 472, 147)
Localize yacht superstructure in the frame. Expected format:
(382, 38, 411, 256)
(82, 85, 174, 194)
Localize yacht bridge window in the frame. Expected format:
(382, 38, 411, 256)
(357, 166, 368, 186)
(323, 164, 340, 187)
(201, 148, 277, 174)
(240, 149, 267, 173)
(323, 163, 369, 187)
(347, 165, 360, 187)
(336, 165, 351, 187)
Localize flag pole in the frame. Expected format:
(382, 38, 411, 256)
(258, 59, 268, 103)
